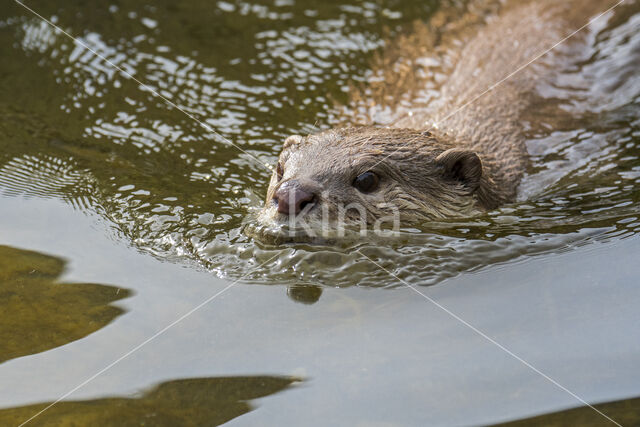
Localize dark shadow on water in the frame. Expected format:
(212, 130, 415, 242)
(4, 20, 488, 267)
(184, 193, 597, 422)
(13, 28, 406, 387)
(0, 245, 131, 364)
(0, 375, 301, 426)
(287, 284, 323, 304)
(493, 396, 640, 427)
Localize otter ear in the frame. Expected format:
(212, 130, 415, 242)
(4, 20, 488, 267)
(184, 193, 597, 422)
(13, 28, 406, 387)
(283, 135, 303, 150)
(435, 148, 482, 192)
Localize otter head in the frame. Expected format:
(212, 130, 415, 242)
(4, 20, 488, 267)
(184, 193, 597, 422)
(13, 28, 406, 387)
(247, 126, 488, 243)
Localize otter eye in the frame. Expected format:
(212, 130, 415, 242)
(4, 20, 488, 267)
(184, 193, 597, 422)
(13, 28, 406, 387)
(276, 162, 284, 181)
(353, 171, 379, 193)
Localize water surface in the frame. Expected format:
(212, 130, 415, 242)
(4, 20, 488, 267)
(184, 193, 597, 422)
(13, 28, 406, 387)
(1, 0, 639, 425)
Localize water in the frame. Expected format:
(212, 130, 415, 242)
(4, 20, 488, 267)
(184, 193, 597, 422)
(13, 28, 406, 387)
(0, 0, 639, 425)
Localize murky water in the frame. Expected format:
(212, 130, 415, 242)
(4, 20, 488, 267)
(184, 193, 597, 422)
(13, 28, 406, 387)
(1, 0, 438, 280)
(2, 0, 639, 289)
(1, 0, 640, 425)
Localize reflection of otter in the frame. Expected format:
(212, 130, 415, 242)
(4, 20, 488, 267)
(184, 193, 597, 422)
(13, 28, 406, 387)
(287, 284, 323, 304)
(0, 376, 300, 426)
(251, 0, 618, 242)
(0, 245, 130, 364)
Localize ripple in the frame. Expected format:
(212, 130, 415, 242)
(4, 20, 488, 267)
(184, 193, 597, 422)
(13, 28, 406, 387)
(0, 0, 639, 288)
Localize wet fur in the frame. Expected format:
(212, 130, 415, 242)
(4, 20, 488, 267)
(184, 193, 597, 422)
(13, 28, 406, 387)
(253, 0, 620, 238)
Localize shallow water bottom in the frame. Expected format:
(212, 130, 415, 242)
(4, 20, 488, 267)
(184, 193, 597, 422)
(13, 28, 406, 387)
(1, 195, 639, 426)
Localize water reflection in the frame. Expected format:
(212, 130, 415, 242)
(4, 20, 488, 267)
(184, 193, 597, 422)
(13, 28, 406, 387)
(0, 245, 130, 364)
(286, 284, 323, 304)
(494, 396, 640, 426)
(0, 375, 300, 426)
(0, 0, 639, 288)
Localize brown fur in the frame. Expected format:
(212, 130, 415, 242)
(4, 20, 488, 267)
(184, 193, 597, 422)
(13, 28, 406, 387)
(251, 0, 620, 240)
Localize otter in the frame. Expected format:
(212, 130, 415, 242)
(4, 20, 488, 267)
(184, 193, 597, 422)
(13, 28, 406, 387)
(247, 0, 621, 243)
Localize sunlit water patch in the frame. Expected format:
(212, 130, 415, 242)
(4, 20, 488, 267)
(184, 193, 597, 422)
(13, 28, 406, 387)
(0, 0, 638, 288)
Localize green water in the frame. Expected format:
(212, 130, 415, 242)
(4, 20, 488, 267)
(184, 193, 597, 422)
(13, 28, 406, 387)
(1, 0, 639, 425)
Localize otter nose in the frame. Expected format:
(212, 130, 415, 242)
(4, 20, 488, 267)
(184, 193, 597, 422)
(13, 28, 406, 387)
(274, 181, 317, 215)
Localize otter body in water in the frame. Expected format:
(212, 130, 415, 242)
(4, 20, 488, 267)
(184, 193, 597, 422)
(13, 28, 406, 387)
(248, 0, 621, 242)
